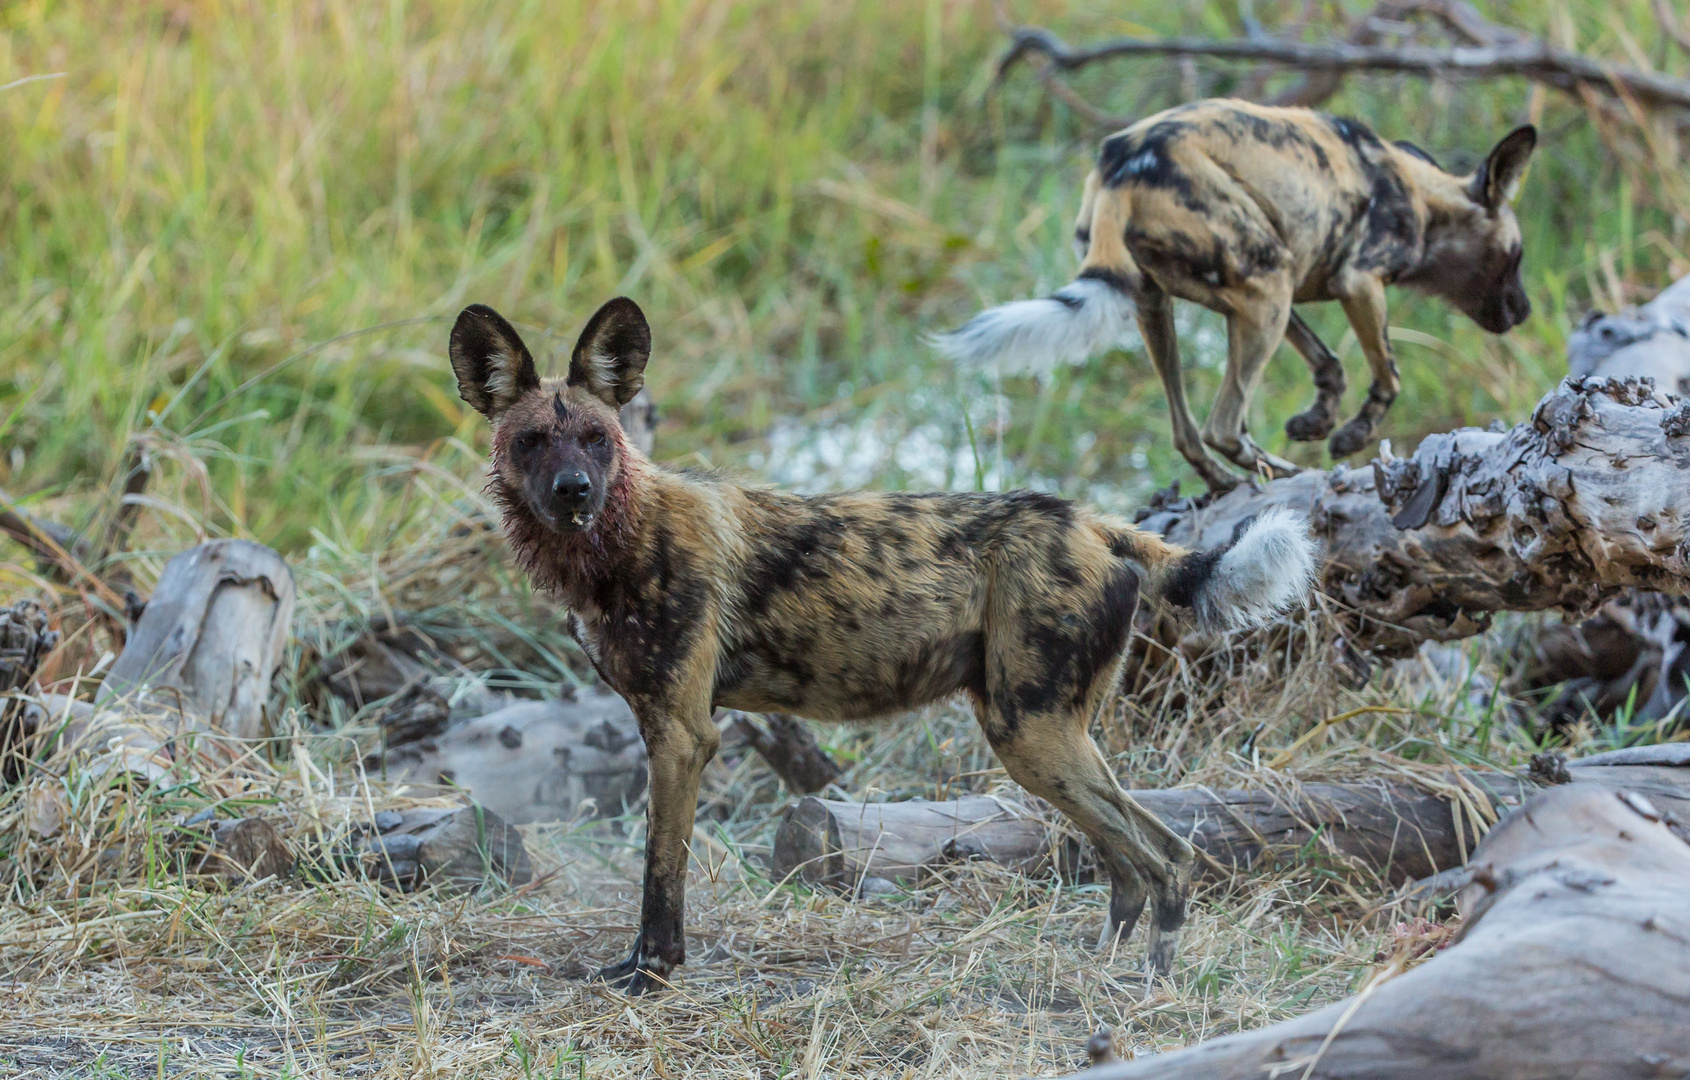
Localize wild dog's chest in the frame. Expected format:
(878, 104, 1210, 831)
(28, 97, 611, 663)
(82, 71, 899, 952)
(564, 580, 708, 703)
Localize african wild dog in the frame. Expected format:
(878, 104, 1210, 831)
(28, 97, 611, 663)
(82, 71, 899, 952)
(934, 98, 1536, 490)
(449, 297, 1317, 993)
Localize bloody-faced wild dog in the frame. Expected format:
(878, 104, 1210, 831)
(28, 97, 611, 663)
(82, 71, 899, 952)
(449, 298, 1317, 993)
(934, 98, 1536, 490)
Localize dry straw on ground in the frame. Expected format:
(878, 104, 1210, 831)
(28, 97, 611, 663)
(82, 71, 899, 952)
(0, 504, 1558, 1078)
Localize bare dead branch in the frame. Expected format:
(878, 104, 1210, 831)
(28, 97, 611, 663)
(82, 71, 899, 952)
(997, 12, 1690, 120)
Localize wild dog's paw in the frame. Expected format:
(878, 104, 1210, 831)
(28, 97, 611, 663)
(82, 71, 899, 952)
(595, 948, 675, 995)
(1328, 418, 1376, 458)
(1284, 407, 1336, 442)
(1144, 931, 1179, 978)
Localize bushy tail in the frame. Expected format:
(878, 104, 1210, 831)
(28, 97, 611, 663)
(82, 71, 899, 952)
(929, 180, 1141, 375)
(1109, 507, 1319, 632)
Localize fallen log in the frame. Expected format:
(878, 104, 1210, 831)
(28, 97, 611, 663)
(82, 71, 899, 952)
(1062, 783, 1690, 1079)
(776, 755, 1690, 889)
(377, 692, 648, 824)
(774, 796, 1072, 889)
(1136, 377, 1690, 654)
(1510, 590, 1690, 731)
(353, 804, 533, 891)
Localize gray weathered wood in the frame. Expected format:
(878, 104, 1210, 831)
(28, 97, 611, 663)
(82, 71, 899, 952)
(773, 796, 1069, 888)
(98, 539, 295, 738)
(358, 804, 533, 890)
(774, 780, 1517, 889)
(725, 711, 842, 794)
(1061, 783, 1690, 1079)
(378, 692, 648, 825)
(778, 757, 1688, 889)
(1137, 378, 1690, 654)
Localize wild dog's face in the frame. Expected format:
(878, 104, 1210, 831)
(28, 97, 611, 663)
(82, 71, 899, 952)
(1413, 125, 1537, 334)
(449, 298, 649, 534)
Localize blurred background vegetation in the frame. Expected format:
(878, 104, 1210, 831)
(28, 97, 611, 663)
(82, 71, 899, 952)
(1, 0, 1684, 562)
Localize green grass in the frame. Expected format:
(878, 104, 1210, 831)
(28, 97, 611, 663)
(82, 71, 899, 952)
(2, 0, 1685, 559)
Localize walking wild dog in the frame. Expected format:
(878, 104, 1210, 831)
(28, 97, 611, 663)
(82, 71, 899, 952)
(934, 99, 1536, 490)
(449, 297, 1317, 993)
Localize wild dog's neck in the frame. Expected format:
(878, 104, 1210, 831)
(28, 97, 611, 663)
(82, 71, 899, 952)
(491, 438, 655, 609)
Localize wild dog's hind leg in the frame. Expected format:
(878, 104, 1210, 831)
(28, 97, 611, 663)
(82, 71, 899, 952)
(599, 693, 720, 995)
(1329, 276, 1400, 457)
(986, 710, 1196, 975)
(1137, 288, 1240, 492)
(1283, 310, 1346, 442)
(979, 565, 1195, 974)
(1203, 277, 1301, 479)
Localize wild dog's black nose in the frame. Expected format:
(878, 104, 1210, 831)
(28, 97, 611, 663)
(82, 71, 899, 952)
(553, 470, 592, 505)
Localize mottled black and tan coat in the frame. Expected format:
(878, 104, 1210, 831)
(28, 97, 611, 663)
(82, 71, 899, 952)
(936, 98, 1537, 490)
(449, 298, 1317, 993)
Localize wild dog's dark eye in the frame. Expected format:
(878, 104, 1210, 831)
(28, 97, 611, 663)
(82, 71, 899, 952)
(516, 431, 545, 451)
(582, 431, 606, 447)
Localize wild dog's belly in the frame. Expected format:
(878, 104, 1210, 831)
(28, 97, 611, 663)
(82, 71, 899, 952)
(714, 570, 988, 722)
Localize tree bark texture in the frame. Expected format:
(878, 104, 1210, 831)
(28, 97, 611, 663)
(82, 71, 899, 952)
(1135, 378, 1690, 655)
(1062, 783, 1690, 1079)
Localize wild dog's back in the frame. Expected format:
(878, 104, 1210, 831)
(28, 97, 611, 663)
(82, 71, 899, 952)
(1082, 100, 1435, 303)
(712, 487, 1083, 722)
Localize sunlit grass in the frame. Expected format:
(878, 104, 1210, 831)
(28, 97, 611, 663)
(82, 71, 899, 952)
(1, 0, 1683, 561)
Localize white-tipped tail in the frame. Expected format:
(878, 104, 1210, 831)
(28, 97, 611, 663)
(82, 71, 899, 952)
(1186, 507, 1318, 632)
(929, 277, 1137, 376)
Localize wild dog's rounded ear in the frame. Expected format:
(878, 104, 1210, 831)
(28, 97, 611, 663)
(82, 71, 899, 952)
(568, 297, 650, 409)
(449, 305, 540, 421)
(1470, 125, 1537, 210)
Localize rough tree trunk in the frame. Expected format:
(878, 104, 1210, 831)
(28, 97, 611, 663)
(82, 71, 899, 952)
(777, 752, 1690, 889)
(1063, 783, 1690, 1079)
(1136, 377, 1690, 654)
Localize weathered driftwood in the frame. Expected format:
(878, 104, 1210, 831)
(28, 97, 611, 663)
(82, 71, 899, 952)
(774, 796, 1072, 889)
(995, 0, 1690, 122)
(724, 711, 842, 794)
(778, 754, 1690, 889)
(1136, 378, 1690, 654)
(1568, 274, 1690, 396)
(356, 804, 533, 890)
(773, 781, 1504, 890)
(1064, 783, 1690, 1079)
(97, 539, 296, 739)
(377, 692, 648, 825)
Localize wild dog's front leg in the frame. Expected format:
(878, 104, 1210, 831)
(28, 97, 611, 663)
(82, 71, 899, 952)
(1283, 310, 1346, 442)
(1329, 277, 1400, 458)
(598, 697, 720, 995)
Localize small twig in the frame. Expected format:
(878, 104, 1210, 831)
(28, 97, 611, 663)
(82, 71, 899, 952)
(102, 440, 153, 563)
